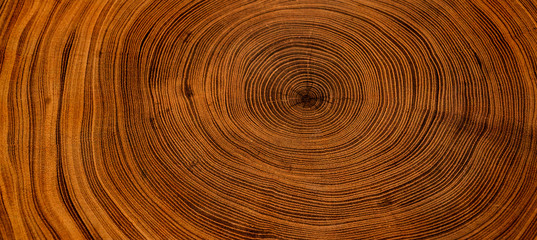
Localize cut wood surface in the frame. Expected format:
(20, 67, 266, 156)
(1, 0, 537, 239)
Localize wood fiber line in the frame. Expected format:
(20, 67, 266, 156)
(1, 0, 537, 239)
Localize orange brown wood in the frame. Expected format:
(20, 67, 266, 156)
(1, 0, 537, 239)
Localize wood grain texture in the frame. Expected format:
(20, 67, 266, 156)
(1, 0, 537, 239)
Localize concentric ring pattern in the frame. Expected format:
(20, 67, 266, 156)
(2, 0, 537, 239)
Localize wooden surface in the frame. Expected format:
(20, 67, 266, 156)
(2, 0, 537, 239)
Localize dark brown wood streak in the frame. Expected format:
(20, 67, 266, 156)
(1, 0, 537, 239)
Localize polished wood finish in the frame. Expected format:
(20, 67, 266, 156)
(2, 0, 537, 239)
